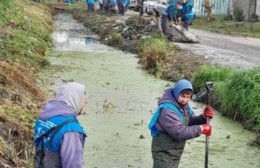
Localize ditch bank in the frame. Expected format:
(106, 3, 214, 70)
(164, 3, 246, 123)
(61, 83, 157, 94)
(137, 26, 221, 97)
(0, 0, 53, 167)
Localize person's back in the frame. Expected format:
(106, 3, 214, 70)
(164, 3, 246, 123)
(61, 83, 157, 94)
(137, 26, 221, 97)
(34, 82, 87, 168)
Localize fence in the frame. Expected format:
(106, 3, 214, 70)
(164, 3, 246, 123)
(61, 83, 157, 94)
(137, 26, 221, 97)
(190, 0, 231, 17)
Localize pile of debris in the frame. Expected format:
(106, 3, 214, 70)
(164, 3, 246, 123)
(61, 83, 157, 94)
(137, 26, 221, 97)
(122, 15, 159, 40)
(52, 2, 69, 10)
(121, 15, 199, 43)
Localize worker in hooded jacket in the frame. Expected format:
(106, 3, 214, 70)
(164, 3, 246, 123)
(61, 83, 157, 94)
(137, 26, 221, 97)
(34, 82, 87, 168)
(149, 79, 213, 168)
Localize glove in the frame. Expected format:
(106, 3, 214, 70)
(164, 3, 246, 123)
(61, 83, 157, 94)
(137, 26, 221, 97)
(201, 124, 212, 136)
(204, 106, 214, 119)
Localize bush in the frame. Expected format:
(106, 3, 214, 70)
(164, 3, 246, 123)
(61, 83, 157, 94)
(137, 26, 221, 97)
(192, 66, 260, 132)
(107, 33, 123, 47)
(250, 14, 259, 22)
(217, 68, 260, 132)
(233, 6, 245, 22)
(139, 34, 171, 77)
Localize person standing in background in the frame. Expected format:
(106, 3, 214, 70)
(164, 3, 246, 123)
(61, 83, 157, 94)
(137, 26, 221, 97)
(86, 0, 95, 14)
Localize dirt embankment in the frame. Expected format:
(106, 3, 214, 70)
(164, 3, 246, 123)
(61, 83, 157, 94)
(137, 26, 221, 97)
(0, 61, 45, 167)
(0, 0, 53, 167)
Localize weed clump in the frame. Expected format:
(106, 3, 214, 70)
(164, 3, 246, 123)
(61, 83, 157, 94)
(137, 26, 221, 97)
(107, 33, 123, 47)
(233, 5, 245, 22)
(192, 66, 260, 132)
(139, 34, 172, 77)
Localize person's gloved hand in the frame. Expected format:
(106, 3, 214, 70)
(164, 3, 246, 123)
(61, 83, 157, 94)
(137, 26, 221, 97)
(200, 124, 212, 136)
(204, 106, 214, 119)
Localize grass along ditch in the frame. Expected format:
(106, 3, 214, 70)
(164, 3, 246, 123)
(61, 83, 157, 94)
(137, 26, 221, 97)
(192, 66, 260, 135)
(0, 0, 53, 167)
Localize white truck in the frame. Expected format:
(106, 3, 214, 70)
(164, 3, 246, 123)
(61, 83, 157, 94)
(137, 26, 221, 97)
(143, 0, 167, 15)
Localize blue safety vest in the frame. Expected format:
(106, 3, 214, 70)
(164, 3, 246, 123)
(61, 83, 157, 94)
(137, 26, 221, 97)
(64, 0, 75, 4)
(109, 0, 116, 6)
(163, 3, 177, 19)
(34, 115, 86, 152)
(86, 0, 95, 5)
(181, 2, 194, 20)
(148, 102, 193, 137)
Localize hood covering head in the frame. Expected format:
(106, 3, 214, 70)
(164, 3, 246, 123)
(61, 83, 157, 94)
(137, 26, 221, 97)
(172, 79, 193, 100)
(56, 82, 86, 114)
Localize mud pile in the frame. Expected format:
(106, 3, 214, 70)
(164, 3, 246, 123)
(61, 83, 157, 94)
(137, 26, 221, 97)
(123, 15, 158, 40)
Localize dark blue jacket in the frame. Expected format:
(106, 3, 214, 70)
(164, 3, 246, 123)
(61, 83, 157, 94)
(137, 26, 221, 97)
(181, 1, 194, 21)
(163, 3, 177, 21)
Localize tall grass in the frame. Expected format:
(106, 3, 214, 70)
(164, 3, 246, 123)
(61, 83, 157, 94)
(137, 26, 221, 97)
(139, 33, 172, 77)
(217, 68, 260, 131)
(192, 66, 260, 132)
(192, 65, 232, 90)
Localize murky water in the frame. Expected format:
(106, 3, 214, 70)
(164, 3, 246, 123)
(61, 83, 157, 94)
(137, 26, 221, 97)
(43, 13, 260, 168)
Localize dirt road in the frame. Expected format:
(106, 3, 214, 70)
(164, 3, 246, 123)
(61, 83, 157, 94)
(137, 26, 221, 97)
(116, 10, 260, 68)
(174, 29, 260, 68)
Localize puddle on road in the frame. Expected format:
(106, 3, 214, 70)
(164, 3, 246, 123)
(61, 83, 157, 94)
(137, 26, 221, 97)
(42, 13, 260, 168)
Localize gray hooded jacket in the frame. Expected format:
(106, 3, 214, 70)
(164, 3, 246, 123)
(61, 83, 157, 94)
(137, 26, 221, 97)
(35, 82, 86, 168)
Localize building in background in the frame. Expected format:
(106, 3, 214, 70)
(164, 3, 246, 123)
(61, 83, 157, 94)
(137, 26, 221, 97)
(256, 0, 260, 19)
(190, 0, 259, 20)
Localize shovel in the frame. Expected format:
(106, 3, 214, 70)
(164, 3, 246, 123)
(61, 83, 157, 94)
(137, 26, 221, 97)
(205, 82, 214, 168)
